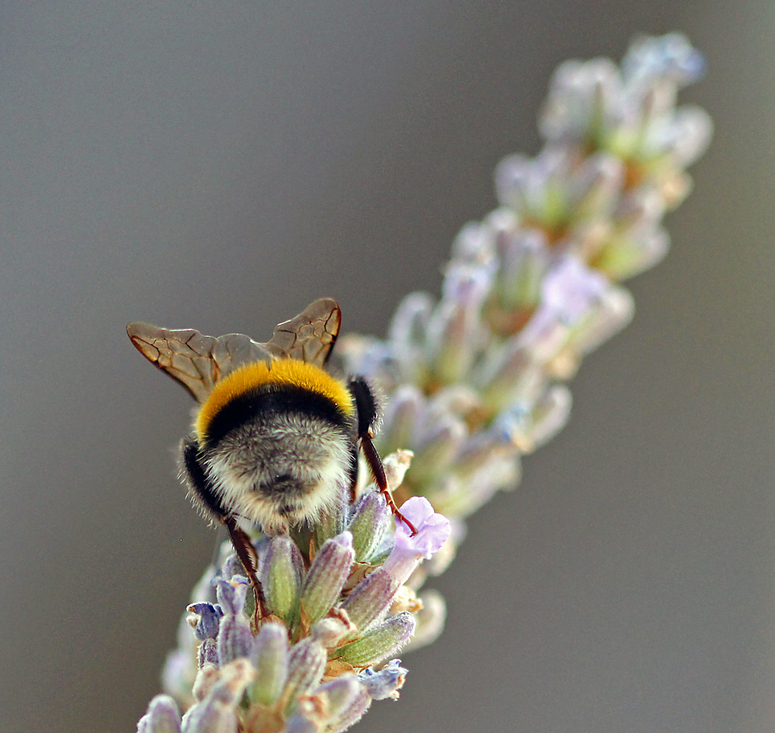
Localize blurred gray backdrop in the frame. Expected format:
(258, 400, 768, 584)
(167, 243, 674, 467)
(1, 2, 773, 732)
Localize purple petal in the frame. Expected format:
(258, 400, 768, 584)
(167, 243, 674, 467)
(541, 255, 607, 324)
(394, 497, 450, 559)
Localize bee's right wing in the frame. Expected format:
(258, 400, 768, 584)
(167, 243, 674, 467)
(265, 297, 342, 367)
(126, 323, 272, 403)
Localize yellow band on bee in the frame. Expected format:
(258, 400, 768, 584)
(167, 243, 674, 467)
(196, 358, 353, 440)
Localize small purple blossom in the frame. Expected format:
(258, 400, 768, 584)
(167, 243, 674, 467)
(394, 497, 451, 558)
(382, 497, 450, 587)
(358, 659, 408, 701)
(187, 603, 223, 641)
(515, 255, 609, 361)
(623, 32, 705, 86)
(214, 577, 248, 616)
(541, 255, 607, 325)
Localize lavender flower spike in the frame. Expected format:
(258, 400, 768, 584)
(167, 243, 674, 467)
(137, 34, 710, 733)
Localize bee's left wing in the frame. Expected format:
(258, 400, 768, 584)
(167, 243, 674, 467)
(126, 322, 272, 403)
(265, 298, 341, 367)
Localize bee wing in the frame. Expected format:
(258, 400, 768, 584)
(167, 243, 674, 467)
(126, 322, 272, 403)
(265, 297, 341, 367)
(127, 299, 339, 401)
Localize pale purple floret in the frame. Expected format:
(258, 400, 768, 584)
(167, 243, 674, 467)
(540, 255, 607, 325)
(382, 497, 450, 587)
(358, 659, 408, 700)
(187, 603, 223, 641)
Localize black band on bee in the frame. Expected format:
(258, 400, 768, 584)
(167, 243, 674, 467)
(181, 435, 228, 520)
(348, 376, 380, 437)
(201, 384, 352, 449)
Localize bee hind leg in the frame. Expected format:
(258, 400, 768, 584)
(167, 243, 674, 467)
(181, 436, 268, 625)
(348, 378, 418, 536)
(223, 516, 268, 625)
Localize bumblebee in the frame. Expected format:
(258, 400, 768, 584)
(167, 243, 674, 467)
(127, 299, 412, 611)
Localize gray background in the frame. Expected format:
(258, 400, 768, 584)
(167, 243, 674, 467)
(1, 2, 773, 732)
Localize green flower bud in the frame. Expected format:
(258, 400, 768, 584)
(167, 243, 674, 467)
(493, 228, 549, 314)
(301, 532, 354, 627)
(336, 612, 415, 668)
(388, 292, 434, 386)
(340, 568, 394, 632)
(214, 579, 253, 665)
(348, 492, 390, 563)
(283, 639, 327, 713)
(262, 536, 304, 623)
(426, 264, 491, 385)
(249, 622, 288, 707)
(314, 483, 349, 546)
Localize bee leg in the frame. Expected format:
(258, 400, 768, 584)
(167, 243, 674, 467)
(347, 444, 359, 505)
(359, 431, 418, 536)
(349, 376, 418, 535)
(223, 516, 268, 623)
(181, 436, 268, 623)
